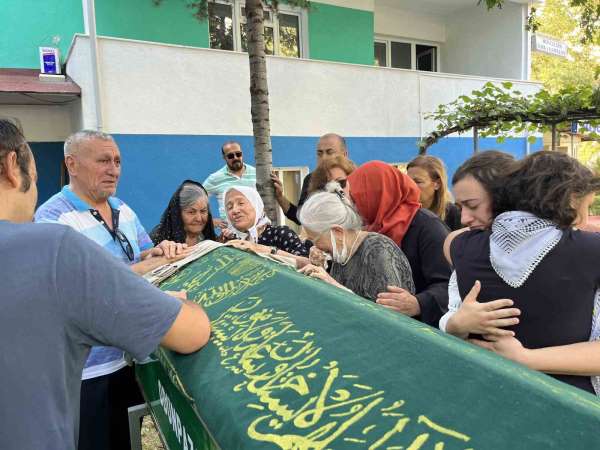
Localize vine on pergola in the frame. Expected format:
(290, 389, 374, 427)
(419, 82, 600, 154)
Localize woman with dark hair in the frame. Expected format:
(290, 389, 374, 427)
(439, 151, 519, 336)
(150, 180, 217, 246)
(347, 161, 452, 327)
(407, 155, 461, 230)
(447, 151, 600, 394)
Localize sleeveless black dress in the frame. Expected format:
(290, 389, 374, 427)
(451, 228, 600, 393)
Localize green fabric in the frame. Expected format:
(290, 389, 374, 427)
(142, 246, 600, 450)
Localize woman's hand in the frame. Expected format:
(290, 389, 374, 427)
(309, 246, 329, 268)
(150, 240, 188, 259)
(446, 281, 521, 339)
(227, 239, 259, 252)
(470, 334, 530, 366)
(376, 286, 421, 317)
(227, 239, 274, 255)
(298, 264, 339, 286)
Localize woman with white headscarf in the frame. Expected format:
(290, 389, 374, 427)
(223, 186, 311, 265)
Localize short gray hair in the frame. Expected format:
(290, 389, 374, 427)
(299, 182, 363, 232)
(179, 183, 208, 209)
(64, 129, 115, 157)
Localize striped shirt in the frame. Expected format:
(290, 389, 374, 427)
(203, 164, 256, 217)
(35, 185, 153, 380)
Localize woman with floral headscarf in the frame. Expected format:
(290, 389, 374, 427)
(347, 161, 452, 327)
(223, 186, 311, 266)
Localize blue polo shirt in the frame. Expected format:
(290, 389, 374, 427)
(35, 185, 153, 379)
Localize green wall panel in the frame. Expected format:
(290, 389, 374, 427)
(308, 2, 374, 65)
(96, 0, 209, 48)
(0, 0, 84, 69)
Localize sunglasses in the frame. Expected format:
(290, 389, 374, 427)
(114, 227, 135, 262)
(90, 209, 135, 262)
(226, 152, 243, 160)
(337, 179, 348, 189)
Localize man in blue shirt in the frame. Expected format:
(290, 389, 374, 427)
(35, 129, 192, 449)
(0, 119, 211, 450)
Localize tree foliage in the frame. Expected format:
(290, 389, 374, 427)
(529, 0, 600, 92)
(419, 82, 600, 153)
(480, 0, 599, 44)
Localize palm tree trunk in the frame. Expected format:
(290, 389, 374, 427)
(245, 0, 278, 223)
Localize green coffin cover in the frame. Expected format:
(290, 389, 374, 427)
(139, 246, 600, 450)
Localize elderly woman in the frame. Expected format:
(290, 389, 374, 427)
(151, 180, 216, 246)
(223, 186, 311, 265)
(298, 183, 414, 301)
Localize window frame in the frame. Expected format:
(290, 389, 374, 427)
(209, 0, 308, 58)
(374, 36, 440, 72)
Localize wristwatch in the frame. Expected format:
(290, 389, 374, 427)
(270, 246, 278, 255)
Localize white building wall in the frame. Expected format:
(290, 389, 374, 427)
(374, 6, 446, 43)
(66, 36, 540, 138)
(0, 104, 76, 142)
(442, 2, 528, 80)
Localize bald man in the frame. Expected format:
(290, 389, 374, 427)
(271, 133, 349, 225)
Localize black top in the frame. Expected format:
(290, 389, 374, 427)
(257, 225, 310, 257)
(400, 209, 451, 327)
(331, 233, 415, 301)
(444, 202, 462, 231)
(451, 228, 600, 393)
(284, 172, 312, 225)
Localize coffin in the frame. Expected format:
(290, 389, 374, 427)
(136, 245, 600, 450)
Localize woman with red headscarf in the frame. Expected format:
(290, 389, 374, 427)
(348, 161, 451, 326)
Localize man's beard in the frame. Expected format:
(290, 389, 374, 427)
(229, 160, 243, 171)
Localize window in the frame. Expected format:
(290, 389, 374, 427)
(208, 2, 234, 51)
(209, 1, 306, 58)
(374, 38, 439, 72)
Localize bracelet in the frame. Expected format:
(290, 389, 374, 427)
(270, 246, 278, 255)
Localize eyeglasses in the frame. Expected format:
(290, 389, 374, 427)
(226, 152, 243, 160)
(337, 179, 348, 189)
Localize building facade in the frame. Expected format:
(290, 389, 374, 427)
(0, 0, 541, 228)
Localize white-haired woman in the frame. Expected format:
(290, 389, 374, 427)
(298, 183, 415, 302)
(223, 186, 312, 267)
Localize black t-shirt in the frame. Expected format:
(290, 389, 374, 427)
(401, 209, 452, 327)
(451, 228, 600, 393)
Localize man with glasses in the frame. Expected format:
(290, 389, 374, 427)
(35, 129, 188, 450)
(0, 119, 211, 450)
(203, 141, 256, 227)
